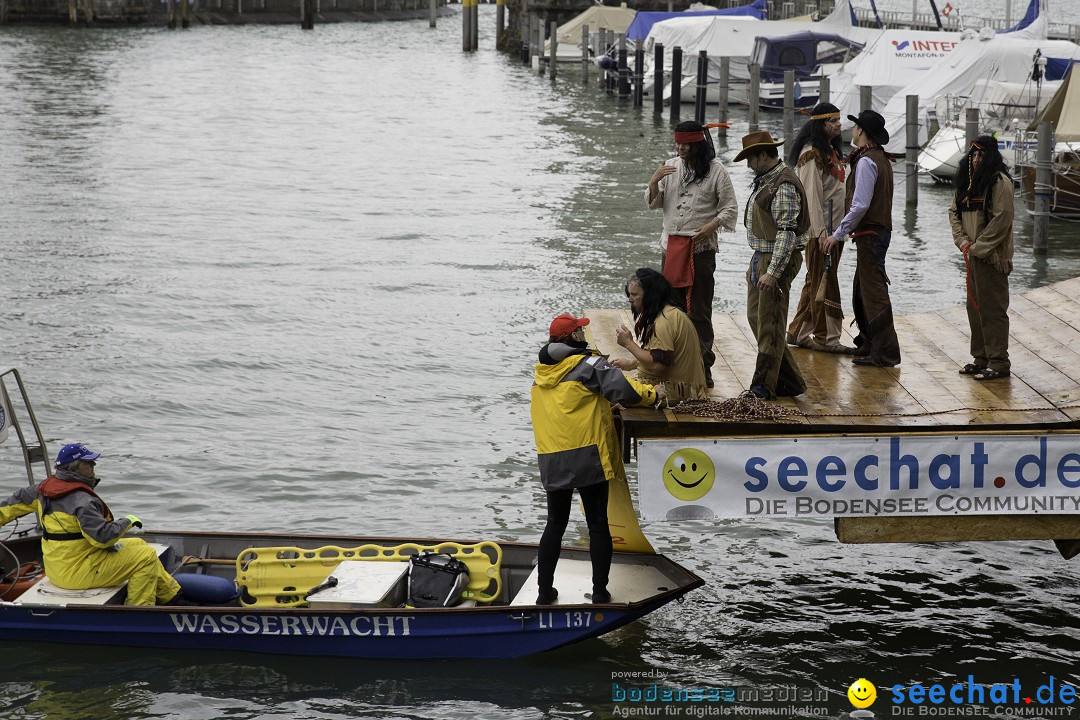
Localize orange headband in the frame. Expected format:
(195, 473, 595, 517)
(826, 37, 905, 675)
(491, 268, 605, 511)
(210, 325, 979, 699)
(674, 131, 705, 143)
(811, 111, 841, 120)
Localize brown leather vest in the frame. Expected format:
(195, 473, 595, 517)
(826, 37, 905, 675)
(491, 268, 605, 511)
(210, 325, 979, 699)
(844, 146, 893, 232)
(751, 165, 810, 242)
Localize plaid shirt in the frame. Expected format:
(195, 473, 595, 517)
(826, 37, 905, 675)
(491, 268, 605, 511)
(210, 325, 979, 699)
(744, 160, 805, 278)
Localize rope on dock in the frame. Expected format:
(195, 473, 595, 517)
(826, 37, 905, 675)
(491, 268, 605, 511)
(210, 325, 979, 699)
(670, 396, 804, 423)
(672, 398, 1080, 422)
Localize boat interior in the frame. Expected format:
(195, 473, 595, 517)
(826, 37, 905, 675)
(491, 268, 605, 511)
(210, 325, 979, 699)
(0, 530, 701, 611)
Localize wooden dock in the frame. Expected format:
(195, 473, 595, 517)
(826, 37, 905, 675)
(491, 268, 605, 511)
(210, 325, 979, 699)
(588, 276, 1080, 430)
(585, 276, 1080, 556)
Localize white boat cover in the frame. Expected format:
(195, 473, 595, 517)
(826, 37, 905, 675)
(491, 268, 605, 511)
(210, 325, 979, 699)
(544, 5, 637, 58)
(876, 21, 1080, 152)
(933, 78, 1063, 126)
(829, 27, 966, 129)
(1029, 62, 1080, 142)
(645, 0, 866, 82)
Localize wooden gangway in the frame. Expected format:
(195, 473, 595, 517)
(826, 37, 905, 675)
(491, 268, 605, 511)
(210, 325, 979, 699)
(587, 276, 1080, 430)
(585, 277, 1080, 554)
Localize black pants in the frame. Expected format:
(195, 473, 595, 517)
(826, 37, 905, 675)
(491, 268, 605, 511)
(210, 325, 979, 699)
(537, 481, 611, 594)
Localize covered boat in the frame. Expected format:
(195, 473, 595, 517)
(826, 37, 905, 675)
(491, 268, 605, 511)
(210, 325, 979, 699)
(745, 30, 863, 108)
(1017, 64, 1080, 218)
(543, 4, 637, 63)
(0, 369, 703, 659)
(832, 0, 1047, 142)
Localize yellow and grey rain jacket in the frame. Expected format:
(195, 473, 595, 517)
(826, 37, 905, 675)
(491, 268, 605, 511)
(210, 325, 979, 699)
(531, 343, 657, 491)
(0, 474, 137, 579)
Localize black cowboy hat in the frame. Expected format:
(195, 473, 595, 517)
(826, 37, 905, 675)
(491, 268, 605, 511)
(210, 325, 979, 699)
(847, 109, 890, 147)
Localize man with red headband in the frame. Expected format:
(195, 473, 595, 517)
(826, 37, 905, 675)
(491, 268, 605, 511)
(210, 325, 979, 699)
(645, 120, 738, 389)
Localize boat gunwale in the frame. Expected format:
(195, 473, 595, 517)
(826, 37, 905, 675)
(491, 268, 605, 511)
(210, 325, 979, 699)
(0, 529, 705, 613)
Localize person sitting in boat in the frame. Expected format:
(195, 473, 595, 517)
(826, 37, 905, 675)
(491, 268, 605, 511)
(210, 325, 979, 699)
(0, 443, 185, 606)
(531, 313, 661, 606)
(612, 268, 710, 405)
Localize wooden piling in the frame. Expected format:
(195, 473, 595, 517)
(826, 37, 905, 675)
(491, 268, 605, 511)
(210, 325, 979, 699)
(495, 0, 503, 47)
(783, 70, 795, 158)
(859, 85, 872, 113)
(716, 56, 729, 139)
(748, 62, 760, 131)
(818, 74, 829, 104)
(166, 0, 175, 28)
(68, 0, 77, 24)
(462, 0, 469, 51)
(653, 43, 664, 115)
(906, 94, 918, 207)
(965, 107, 979, 146)
(670, 47, 682, 123)
(694, 50, 707, 125)
(609, 28, 617, 92)
(618, 33, 630, 99)
(429, 0, 435, 27)
(471, 0, 478, 51)
(633, 43, 644, 107)
(538, 20, 546, 74)
(549, 20, 558, 78)
(520, 0, 529, 63)
(181, 0, 189, 27)
(1033, 121, 1053, 255)
(581, 26, 589, 84)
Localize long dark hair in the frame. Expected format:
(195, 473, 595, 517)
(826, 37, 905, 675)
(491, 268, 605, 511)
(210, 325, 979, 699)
(788, 102, 844, 168)
(674, 120, 715, 180)
(954, 135, 1011, 215)
(625, 268, 682, 346)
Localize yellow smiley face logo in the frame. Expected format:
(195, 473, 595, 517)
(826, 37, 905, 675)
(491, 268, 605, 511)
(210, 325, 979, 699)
(662, 448, 715, 501)
(847, 678, 877, 708)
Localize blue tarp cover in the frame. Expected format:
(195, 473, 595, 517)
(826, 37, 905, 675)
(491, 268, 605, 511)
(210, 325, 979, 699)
(626, 0, 766, 41)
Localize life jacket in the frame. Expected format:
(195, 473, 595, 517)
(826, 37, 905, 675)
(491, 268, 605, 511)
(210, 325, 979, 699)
(37, 476, 114, 522)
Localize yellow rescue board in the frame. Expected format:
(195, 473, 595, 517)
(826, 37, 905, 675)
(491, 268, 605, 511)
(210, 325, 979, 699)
(236, 541, 503, 608)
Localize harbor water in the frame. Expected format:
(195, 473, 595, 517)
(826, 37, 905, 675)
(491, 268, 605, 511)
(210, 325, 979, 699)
(1, 8, 1079, 719)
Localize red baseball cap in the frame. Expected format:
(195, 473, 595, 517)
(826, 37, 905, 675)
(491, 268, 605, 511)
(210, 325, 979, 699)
(549, 313, 590, 337)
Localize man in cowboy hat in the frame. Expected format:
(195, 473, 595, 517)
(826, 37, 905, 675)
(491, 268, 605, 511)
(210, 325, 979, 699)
(645, 120, 739, 390)
(735, 130, 810, 400)
(821, 110, 901, 368)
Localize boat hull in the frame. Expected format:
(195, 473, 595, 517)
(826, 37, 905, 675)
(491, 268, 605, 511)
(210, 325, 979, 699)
(0, 530, 703, 659)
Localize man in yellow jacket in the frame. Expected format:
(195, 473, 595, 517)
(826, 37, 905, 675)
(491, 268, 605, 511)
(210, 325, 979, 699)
(0, 443, 183, 606)
(530, 313, 660, 605)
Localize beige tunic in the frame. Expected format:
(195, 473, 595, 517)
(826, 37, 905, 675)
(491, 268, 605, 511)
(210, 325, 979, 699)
(635, 305, 709, 404)
(948, 171, 1015, 276)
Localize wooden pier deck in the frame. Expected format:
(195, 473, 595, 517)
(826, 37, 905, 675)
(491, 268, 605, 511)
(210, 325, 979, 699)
(586, 276, 1080, 432)
(585, 277, 1080, 554)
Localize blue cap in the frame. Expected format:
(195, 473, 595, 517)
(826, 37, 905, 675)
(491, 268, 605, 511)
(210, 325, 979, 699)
(55, 443, 101, 467)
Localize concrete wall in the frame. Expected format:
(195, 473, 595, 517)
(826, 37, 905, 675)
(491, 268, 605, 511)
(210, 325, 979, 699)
(0, 0, 449, 25)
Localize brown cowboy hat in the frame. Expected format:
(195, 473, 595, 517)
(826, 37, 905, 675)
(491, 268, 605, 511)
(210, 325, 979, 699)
(734, 130, 785, 162)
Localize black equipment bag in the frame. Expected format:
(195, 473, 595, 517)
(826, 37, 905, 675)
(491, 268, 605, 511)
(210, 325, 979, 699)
(407, 551, 469, 608)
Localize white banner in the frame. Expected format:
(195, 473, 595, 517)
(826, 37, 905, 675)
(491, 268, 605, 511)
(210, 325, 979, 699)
(637, 434, 1080, 521)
